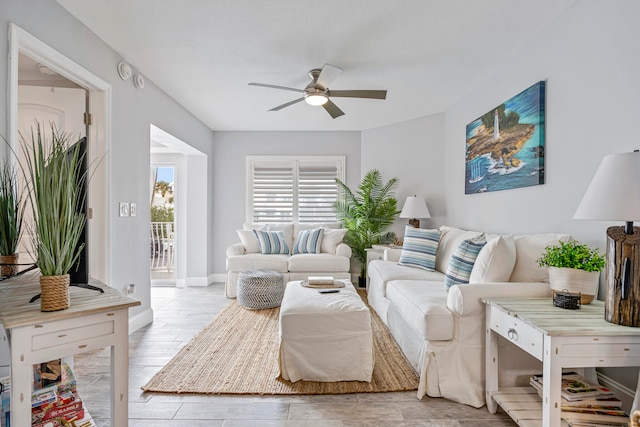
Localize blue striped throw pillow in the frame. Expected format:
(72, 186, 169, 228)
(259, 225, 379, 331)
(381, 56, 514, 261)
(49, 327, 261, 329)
(253, 230, 290, 255)
(444, 234, 487, 290)
(292, 228, 324, 254)
(398, 226, 441, 271)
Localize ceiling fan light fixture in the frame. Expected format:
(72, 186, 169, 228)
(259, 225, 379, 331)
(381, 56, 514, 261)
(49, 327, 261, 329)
(304, 92, 328, 106)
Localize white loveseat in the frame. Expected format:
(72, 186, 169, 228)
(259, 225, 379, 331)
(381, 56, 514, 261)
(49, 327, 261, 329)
(225, 223, 352, 298)
(367, 225, 571, 408)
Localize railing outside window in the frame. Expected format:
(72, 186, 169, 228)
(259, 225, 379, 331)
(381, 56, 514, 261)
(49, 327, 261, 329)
(150, 222, 174, 271)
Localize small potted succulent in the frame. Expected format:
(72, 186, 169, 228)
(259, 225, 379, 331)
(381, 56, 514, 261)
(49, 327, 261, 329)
(537, 240, 606, 304)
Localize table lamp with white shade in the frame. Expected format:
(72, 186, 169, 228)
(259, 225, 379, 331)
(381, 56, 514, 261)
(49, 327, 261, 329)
(400, 195, 431, 228)
(573, 150, 640, 326)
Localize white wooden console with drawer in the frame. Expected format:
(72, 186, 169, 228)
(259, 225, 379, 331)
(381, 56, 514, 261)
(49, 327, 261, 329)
(484, 298, 640, 427)
(0, 271, 140, 427)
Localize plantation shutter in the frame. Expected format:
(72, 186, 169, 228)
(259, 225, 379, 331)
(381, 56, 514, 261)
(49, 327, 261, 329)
(250, 161, 294, 223)
(248, 156, 344, 224)
(298, 161, 340, 223)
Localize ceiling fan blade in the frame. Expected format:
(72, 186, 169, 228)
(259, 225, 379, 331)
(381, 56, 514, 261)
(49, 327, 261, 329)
(269, 97, 304, 111)
(316, 64, 343, 89)
(322, 100, 345, 119)
(249, 82, 303, 93)
(329, 90, 387, 100)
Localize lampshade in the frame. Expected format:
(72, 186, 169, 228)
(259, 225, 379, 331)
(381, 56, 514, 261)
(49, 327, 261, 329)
(400, 196, 431, 219)
(304, 93, 328, 106)
(573, 151, 640, 221)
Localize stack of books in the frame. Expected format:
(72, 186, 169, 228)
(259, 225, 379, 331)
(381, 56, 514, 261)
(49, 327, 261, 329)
(529, 372, 629, 426)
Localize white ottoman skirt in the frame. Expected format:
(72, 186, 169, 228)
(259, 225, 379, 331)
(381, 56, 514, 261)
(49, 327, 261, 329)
(278, 280, 373, 382)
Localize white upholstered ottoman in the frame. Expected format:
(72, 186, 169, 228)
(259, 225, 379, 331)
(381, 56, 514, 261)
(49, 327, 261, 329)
(278, 280, 373, 382)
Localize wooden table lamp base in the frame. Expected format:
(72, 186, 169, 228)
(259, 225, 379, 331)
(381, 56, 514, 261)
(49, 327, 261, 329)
(605, 225, 640, 326)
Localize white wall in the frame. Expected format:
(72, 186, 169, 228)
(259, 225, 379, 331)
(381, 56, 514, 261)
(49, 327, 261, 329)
(362, 113, 446, 239)
(211, 131, 361, 274)
(0, 1, 215, 327)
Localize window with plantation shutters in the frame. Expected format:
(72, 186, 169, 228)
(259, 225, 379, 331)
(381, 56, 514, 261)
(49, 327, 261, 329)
(247, 156, 345, 224)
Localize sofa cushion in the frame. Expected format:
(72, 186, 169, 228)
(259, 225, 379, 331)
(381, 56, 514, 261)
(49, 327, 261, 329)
(509, 233, 571, 283)
(236, 229, 260, 253)
(387, 280, 454, 341)
(436, 226, 483, 273)
(321, 228, 348, 254)
(288, 253, 350, 272)
(254, 230, 290, 255)
(444, 234, 487, 290)
(398, 226, 441, 271)
(368, 260, 446, 297)
(293, 222, 340, 238)
(469, 234, 516, 283)
(226, 253, 289, 272)
(292, 228, 324, 254)
(244, 223, 295, 250)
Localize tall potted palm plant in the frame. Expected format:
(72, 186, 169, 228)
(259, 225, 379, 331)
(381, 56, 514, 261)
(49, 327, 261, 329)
(21, 122, 87, 311)
(0, 158, 24, 277)
(335, 169, 400, 287)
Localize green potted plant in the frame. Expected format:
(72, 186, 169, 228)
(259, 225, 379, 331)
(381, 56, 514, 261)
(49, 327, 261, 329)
(0, 158, 24, 277)
(537, 240, 606, 304)
(335, 169, 400, 287)
(21, 122, 88, 311)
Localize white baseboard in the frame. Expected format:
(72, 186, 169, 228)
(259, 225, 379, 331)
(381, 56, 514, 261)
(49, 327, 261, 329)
(597, 371, 637, 411)
(209, 273, 226, 284)
(129, 307, 153, 333)
(186, 276, 209, 287)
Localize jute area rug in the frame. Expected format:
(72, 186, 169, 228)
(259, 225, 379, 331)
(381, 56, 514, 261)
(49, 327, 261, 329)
(142, 291, 419, 395)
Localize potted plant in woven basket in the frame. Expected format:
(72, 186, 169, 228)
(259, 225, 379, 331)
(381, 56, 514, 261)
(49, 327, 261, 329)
(0, 158, 24, 277)
(537, 240, 606, 304)
(21, 122, 87, 311)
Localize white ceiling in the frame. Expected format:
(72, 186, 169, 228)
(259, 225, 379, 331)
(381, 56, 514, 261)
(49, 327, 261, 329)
(56, 0, 577, 131)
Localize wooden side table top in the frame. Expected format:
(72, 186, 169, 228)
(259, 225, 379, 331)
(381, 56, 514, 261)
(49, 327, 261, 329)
(484, 297, 640, 337)
(0, 270, 140, 329)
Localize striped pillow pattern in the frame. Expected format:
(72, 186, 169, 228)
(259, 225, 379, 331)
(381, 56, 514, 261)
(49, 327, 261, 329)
(444, 234, 487, 289)
(398, 226, 441, 271)
(293, 228, 324, 254)
(253, 230, 290, 255)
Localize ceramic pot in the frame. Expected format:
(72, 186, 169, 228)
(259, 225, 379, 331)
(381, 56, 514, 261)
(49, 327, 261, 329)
(548, 266, 600, 304)
(0, 253, 18, 277)
(40, 274, 70, 312)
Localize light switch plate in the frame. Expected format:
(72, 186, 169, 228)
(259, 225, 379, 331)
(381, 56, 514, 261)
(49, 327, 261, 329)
(130, 202, 137, 217)
(119, 202, 129, 217)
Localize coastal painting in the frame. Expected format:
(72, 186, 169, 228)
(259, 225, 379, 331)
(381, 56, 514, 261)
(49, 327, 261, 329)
(465, 81, 545, 194)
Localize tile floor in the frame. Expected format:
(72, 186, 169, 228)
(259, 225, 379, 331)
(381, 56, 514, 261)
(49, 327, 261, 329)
(73, 284, 517, 426)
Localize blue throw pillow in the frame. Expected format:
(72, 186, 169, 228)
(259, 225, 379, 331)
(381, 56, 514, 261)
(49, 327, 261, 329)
(253, 230, 290, 255)
(398, 226, 441, 271)
(292, 228, 324, 254)
(444, 234, 487, 290)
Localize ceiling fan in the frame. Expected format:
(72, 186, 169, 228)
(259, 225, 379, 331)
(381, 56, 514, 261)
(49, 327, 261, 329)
(248, 64, 387, 119)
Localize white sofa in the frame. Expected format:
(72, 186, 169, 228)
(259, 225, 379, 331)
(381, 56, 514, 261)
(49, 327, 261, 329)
(225, 223, 352, 298)
(367, 225, 571, 408)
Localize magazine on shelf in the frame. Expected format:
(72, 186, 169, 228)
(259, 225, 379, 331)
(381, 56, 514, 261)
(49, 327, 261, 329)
(566, 422, 629, 427)
(561, 410, 630, 424)
(530, 372, 615, 401)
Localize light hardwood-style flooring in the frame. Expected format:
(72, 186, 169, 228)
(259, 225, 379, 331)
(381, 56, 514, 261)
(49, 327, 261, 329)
(73, 284, 517, 426)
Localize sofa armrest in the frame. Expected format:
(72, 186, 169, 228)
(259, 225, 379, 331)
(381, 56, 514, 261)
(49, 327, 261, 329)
(447, 282, 552, 317)
(335, 243, 352, 257)
(384, 248, 402, 262)
(226, 243, 246, 257)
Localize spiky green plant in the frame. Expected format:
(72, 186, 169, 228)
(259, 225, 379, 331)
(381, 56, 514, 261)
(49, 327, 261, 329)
(0, 158, 24, 256)
(334, 169, 400, 278)
(20, 122, 87, 277)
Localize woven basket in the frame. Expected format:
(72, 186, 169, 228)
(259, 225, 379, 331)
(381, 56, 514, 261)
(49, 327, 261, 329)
(0, 253, 18, 277)
(237, 270, 284, 310)
(631, 410, 639, 427)
(40, 274, 70, 312)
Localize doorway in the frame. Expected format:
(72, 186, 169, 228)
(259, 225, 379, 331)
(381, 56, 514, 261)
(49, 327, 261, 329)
(150, 165, 176, 283)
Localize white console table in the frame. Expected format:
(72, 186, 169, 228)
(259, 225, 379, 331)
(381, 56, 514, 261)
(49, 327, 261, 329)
(484, 297, 640, 427)
(0, 271, 140, 427)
